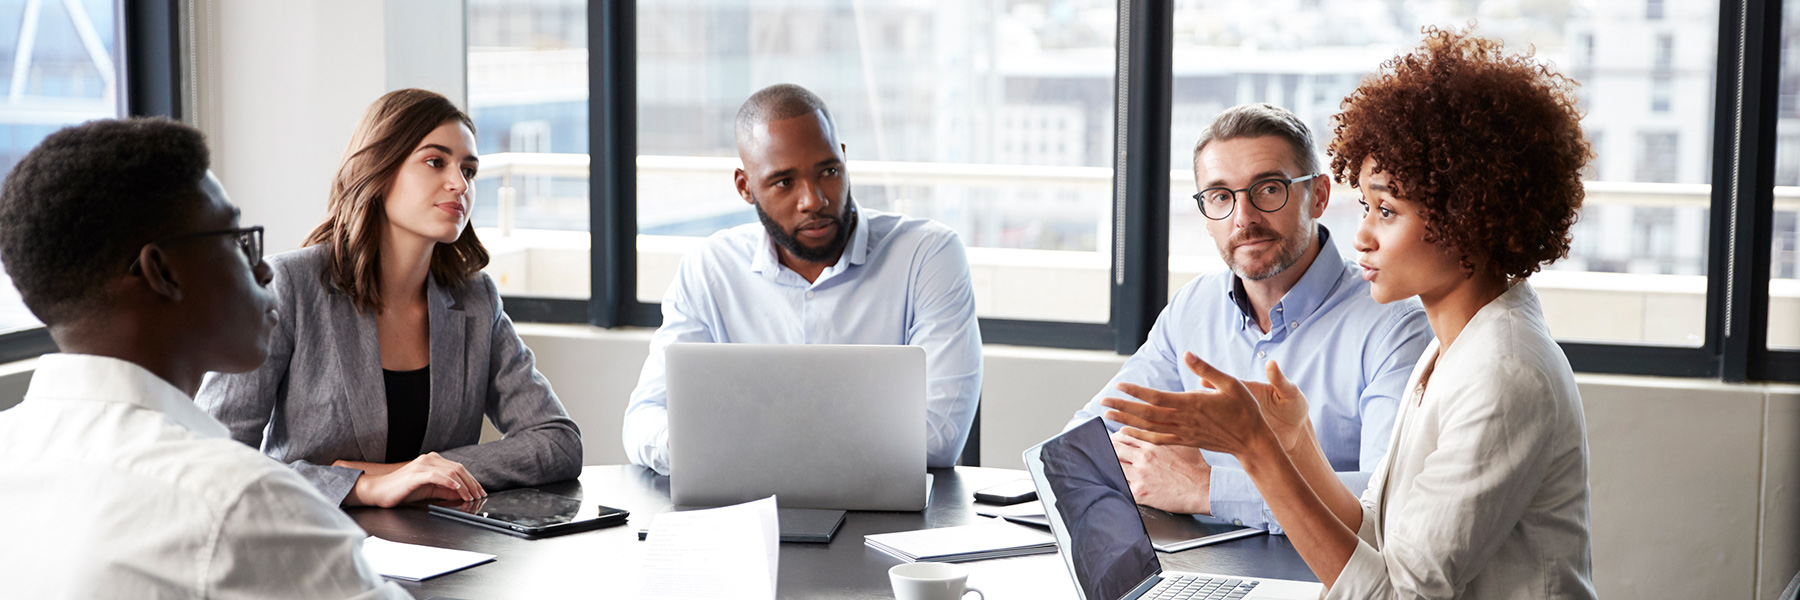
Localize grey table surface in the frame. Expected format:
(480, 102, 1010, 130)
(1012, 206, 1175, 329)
(348, 464, 1318, 599)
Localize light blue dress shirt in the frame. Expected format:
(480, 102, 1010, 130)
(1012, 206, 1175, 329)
(1067, 226, 1430, 533)
(623, 206, 984, 475)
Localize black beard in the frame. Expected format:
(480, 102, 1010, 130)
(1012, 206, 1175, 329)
(753, 193, 856, 265)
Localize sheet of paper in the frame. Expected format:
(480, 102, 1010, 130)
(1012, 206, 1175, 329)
(975, 502, 1048, 519)
(635, 496, 780, 600)
(360, 536, 495, 581)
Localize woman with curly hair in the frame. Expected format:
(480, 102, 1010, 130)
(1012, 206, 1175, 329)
(1101, 27, 1595, 599)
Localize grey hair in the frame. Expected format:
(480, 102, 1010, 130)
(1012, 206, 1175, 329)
(1192, 103, 1319, 176)
(735, 83, 836, 142)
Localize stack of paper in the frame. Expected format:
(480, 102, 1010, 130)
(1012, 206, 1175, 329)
(635, 496, 781, 600)
(864, 520, 1056, 563)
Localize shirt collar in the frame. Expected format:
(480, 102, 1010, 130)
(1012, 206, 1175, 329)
(1226, 224, 1346, 327)
(1439, 280, 1538, 367)
(845, 204, 871, 267)
(749, 203, 870, 281)
(22, 353, 230, 440)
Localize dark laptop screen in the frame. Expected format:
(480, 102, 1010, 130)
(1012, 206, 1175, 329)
(1033, 418, 1162, 600)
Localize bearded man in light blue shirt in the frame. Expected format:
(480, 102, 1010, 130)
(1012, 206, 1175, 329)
(1066, 103, 1430, 533)
(624, 84, 983, 475)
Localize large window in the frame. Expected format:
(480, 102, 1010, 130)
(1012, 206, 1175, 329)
(633, 0, 1118, 324)
(454, 0, 1796, 382)
(0, 0, 123, 333)
(1163, 1, 1719, 348)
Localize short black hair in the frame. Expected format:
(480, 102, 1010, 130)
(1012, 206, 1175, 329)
(735, 83, 836, 142)
(0, 118, 210, 325)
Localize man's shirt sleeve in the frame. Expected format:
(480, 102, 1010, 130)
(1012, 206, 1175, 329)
(1359, 306, 1431, 473)
(906, 230, 983, 468)
(1065, 287, 1189, 433)
(208, 472, 411, 599)
(622, 251, 719, 475)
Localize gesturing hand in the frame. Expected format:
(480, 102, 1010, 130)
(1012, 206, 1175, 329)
(342, 452, 486, 508)
(1100, 352, 1275, 457)
(1240, 360, 1312, 453)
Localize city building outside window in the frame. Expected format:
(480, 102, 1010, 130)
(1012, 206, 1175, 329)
(1167, 0, 1718, 347)
(459, 0, 1796, 363)
(631, 1, 1118, 323)
(465, 0, 591, 300)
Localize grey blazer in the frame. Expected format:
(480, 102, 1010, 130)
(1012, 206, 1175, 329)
(196, 245, 583, 505)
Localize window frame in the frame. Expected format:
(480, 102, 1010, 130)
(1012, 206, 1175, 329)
(522, 0, 1800, 382)
(0, 0, 183, 364)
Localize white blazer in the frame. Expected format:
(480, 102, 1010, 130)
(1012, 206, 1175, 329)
(1328, 282, 1597, 599)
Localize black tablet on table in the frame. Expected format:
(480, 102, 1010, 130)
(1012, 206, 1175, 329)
(429, 488, 629, 539)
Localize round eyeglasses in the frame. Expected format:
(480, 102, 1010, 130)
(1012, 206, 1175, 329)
(1193, 173, 1323, 220)
(128, 226, 264, 274)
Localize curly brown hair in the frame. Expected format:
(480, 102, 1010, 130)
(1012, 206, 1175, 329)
(1328, 26, 1590, 281)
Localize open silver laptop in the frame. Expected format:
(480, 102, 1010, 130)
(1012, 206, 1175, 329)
(1023, 418, 1325, 600)
(666, 343, 929, 511)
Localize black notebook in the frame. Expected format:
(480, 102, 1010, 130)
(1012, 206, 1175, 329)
(777, 508, 847, 543)
(999, 505, 1264, 552)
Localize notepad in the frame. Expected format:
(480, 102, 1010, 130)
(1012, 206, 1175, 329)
(974, 502, 1052, 519)
(863, 520, 1056, 563)
(635, 496, 780, 600)
(361, 536, 495, 581)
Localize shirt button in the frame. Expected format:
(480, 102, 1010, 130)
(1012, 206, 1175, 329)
(1290, 322, 1298, 329)
(805, 291, 815, 299)
(1233, 519, 1244, 526)
(1257, 351, 1266, 358)
(1275, 307, 1282, 312)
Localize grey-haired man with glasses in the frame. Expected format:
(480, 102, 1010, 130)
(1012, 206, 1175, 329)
(1064, 103, 1431, 534)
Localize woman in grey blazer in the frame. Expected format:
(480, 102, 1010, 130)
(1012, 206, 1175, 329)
(197, 89, 582, 507)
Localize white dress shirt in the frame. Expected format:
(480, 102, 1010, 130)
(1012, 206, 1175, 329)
(1330, 283, 1596, 599)
(0, 353, 410, 600)
(622, 206, 984, 474)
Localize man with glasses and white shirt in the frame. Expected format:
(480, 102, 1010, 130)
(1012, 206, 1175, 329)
(0, 119, 407, 599)
(1065, 103, 1430, 534)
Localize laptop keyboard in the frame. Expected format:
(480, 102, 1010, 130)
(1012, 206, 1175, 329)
(1145, 575, 1260, 600)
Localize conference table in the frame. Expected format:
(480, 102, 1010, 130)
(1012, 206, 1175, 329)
(348, 465, 1319, 598)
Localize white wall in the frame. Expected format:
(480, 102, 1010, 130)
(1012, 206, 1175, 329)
(186, 0, 466, 253)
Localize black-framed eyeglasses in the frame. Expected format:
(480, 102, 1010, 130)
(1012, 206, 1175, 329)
(1193, 173, 1323, 220)
(129, 226, 264, 274)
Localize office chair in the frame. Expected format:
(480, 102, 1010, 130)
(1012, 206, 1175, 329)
(957, 403, 981, 467)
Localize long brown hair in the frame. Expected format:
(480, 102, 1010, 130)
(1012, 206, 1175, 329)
(305, 88, 489, 314)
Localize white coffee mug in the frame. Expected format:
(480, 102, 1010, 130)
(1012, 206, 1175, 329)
(889, 562, 985, 600)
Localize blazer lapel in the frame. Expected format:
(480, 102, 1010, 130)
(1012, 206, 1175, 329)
(422, 277, 469, 453)
(1375, 340, 1438, 542)
(333, 294, 388, 462)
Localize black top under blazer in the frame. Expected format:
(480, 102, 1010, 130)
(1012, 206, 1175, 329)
(196, 244, 584, 505)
